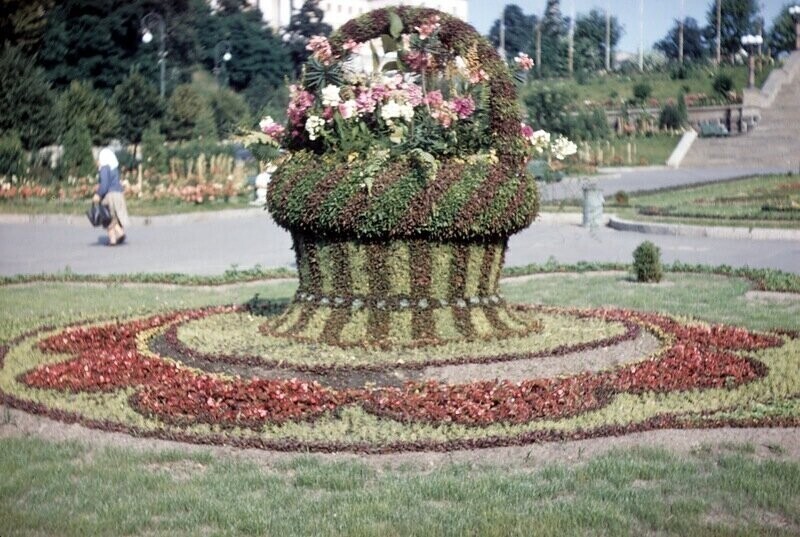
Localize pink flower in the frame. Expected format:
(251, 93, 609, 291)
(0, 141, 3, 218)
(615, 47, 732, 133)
(514, 52, 534, 71)
(369, 84, 390, 103)
(306, 35, 333, 64)
(322, 106, 334, 121)
(400, 83, 424, 107)
(423, 90, 444, 108)
(355, 90, 377, 114)
(415, 15, 441, 40)
(287, 86, 315, 127)
(338, 99, 357, 120)
(452, 96, 475, 119)
(259, 116, 285, 139)
(469, 69, 489, 84)
(520, 123, 534, 139)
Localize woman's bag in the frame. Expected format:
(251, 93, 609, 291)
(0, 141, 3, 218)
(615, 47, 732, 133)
(86, 202, 112, 228)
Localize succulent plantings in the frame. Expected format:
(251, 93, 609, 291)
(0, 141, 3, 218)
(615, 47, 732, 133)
(254, 7, 574, 348)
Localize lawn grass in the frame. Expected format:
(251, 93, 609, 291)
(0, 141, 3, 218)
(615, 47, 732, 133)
(1, 437, 798, 536)
(614, 174, 800, 229)
(0, 195, 254, 217)
(1, 274, 798, 536)
(527, 64, 773, 107)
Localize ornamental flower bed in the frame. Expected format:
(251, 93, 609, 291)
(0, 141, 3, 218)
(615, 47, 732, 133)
(3, 303, 791, 452)
(250, 8, 576, 349)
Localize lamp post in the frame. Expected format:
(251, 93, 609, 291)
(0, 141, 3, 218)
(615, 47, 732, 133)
(790, 5, 800, 51)
(741, 34, 763, 88)
(214, 41, 233, 88)
(141, 12, 166, 98)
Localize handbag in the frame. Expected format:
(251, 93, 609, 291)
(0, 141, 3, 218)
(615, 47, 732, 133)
(86, 202, 112, 228)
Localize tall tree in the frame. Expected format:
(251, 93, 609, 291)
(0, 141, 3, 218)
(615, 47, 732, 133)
(0, 46, 56, 150)
(36, 0, 194, 93)
(488, 5, 538, 61)
(56, 81, 120, 145)
(767, 4, 799, 55)
(539, 0, 569, 77)
(655, 18, 707, 62)
(573, 9, 623, 73)
(0, 0, 53, 51)
(112, 70, 163, 145)
(164, 84, 208, 141)
(284, 0, 333, 75)
(704, 0, 758, 61)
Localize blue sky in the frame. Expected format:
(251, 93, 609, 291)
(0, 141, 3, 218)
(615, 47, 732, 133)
(468, 0, 789, 53)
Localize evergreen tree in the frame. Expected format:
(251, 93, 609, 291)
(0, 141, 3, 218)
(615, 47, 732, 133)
(61, 119, 94, 177)
(112, 70, 163, 145)
(56, 81, 120, 145)
(767, 5, 799, 55)
(655, 18, 707, 62)
(488, 5, 538, 61)
(539, 0, 569, 77)
(1, 0, 53, 51)
(164, 84, 209, 141)
(284, 0, 333, 75)
(573, 9, 623, 73)
(0, 46, 56, 150)
(210, 89, 250, 139)
(704, 0, 758, 61)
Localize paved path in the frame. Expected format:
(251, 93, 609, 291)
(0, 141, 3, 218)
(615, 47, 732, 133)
(1, 209, 798, 276)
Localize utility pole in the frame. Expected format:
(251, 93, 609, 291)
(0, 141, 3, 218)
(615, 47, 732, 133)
(638, 0, 644, 72)
(678, 0, 685, 65)
(567, 0, 575, 75)
(715, 0, 722, 65)
(605, 6, 611, 71)
(536, 22, 542, 77)
(498, 15, 506, 59)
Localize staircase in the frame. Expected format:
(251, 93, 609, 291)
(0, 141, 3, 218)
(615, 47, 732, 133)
(682, 52, 800, 170)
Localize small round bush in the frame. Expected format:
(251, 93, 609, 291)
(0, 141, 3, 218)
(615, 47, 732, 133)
(712, 74, 734, 97)
(632, 83, 652, 103)
(613, 190, 629, 205)
(632, 241, 663, 283)
(659, 103, 683, 130)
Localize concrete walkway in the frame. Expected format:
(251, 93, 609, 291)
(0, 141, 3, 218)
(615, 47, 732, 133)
(1, 208, 798, 276)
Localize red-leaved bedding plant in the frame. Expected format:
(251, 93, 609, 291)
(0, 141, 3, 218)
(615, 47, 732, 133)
(20, 306, 782, 429)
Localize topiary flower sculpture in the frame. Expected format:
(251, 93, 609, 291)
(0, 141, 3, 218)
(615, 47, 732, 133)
(257, 7, 573, 349)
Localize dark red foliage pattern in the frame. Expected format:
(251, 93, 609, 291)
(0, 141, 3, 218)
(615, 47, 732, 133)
(18, 305, 783, 429)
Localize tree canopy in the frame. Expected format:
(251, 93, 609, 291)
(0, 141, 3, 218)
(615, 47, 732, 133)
(488, 5, 538, 61)
(573, 9, 623, 73)
(704, 0, 758, 60)
(655, 17, 707, 62)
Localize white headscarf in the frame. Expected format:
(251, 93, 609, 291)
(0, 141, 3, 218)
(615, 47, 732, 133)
(98, 147, 119, 170)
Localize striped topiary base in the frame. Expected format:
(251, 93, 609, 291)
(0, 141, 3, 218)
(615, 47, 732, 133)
(262, 234, 541, 349)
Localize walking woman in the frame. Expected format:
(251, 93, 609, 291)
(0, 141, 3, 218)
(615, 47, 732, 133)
(93, 147, 129, 245)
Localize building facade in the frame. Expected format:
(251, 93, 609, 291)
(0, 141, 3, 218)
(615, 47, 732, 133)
(252, 0, 467, 32)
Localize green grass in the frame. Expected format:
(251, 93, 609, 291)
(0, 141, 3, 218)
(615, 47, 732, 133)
(0, 196, 254, 217)
(1, 273, 799, 536)
(1, 438, 798, 536)
(577, 133, 681, 167)
(527, 64, 773, 107)
(614, 174, 800, 229)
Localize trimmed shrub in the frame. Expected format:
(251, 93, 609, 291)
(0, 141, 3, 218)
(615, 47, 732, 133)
(61, 119, 94, 177)
(632, 83, 652, 103)
(659, 103, 683, 130)
(712, 73, 734, 97)
(0, 131, 25, 177)
(632, 241, 663, 283)
(141, 122, 168, 174)
(613, 190, 629, 205)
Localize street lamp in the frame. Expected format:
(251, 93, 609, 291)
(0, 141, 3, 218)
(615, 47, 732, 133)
(141, 12, 167, 98)
(790, 5, 800, 51)
(214, 41, 233, 88)
(741, 34, 763, 88)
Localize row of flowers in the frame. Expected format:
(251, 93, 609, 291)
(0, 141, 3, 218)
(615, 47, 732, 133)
(20, 305, 780, 429)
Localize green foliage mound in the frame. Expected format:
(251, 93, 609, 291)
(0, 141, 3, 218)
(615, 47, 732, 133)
(632, 241, 664, 283)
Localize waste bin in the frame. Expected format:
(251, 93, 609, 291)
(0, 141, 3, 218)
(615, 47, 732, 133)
(582, 186, 604, 228)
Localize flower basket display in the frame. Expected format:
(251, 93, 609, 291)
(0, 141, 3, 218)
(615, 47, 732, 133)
(260, 8, 563, 348)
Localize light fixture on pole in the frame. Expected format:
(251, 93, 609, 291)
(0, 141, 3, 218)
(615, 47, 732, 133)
(214, 41, 233, 88)
(741, 34, 763, 88)
(790, 5, 800, 51)
(141, 12, 167, 98)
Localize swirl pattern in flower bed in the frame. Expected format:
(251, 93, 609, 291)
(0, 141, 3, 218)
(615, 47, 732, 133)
(2, 304, 796, 452)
